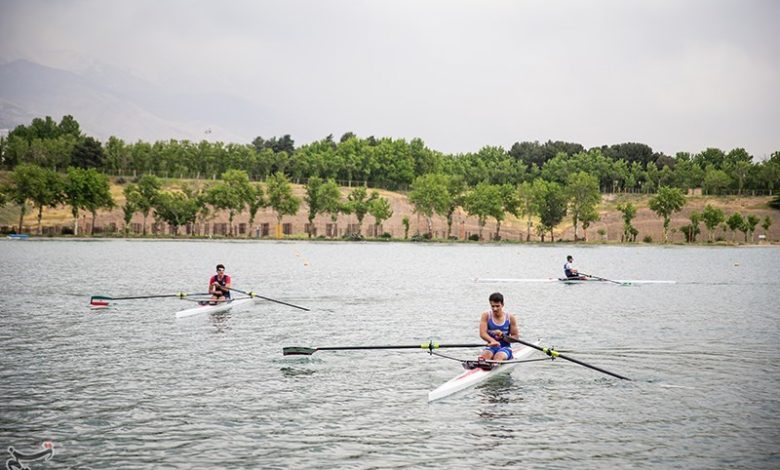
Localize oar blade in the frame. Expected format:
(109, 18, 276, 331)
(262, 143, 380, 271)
(89, 295, 111, 309)
(283, 346, 318, 356)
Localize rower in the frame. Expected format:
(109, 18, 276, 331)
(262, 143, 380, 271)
(472, 292, 519, 368)
(564, 255, 582, 279)
(209, 264, 232, 302)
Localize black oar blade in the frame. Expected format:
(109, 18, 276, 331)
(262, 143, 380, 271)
(283, 346, 318, 356)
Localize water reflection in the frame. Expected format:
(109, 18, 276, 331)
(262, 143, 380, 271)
(478, 375, 516, 405)
(280, 367, 316, 378)
(208, 312, 232, 333)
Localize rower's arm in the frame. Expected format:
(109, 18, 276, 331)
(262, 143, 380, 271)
(479, 312, 498, 345)
(509, 315, 520, 338)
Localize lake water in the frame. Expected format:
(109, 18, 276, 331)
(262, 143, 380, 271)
(1, 240, 778, 469)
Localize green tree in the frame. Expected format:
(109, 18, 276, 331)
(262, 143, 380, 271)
(402, 215, 410, 240)
(761, 216, 773, 240)
(207, 169, 252, 236)
(744, 214, 760, 242)
(701, 204, 725, 242)
(246, 183, 266, 238)
(64, 167, 115, 235)
(730, 160, 752, 195)
(681, 211, 702, 243)
(442, 175, 467, 239)
(136, 175, 161, 235)
(346, 186, 376, 235)
(617, 202, 637, 242)
(725, 213, 744, 242)
(105, 137, 131, 174)
(703, 167, 732, 195)
(532, 179, 567, 242)
(368, 192, 393, 237)
(318, 179, 344, 237)
(566, 171, 601, 240)
(7, 164, 63, 234)
(153, 191, 199, 237)
(83, 170, 115, 234)
(517, 181, 536, 242)
(58, 115, 82, 138)
(409, 173, 449, 237)
(580, 206, 600, 242)
(266, 172, 300, 238)
(464, 182, 503, 241)
(648, 186, 686, 242)
(64, 167, 89, 235)
(496, 183, 520, 240)
(122, 183, 142, 235)
(71, 136, 105, 169)
(694, 148, 726, 169)
(304, 176, 327, 238)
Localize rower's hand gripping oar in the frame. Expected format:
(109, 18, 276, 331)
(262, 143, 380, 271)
(506, 337, 631, 381)
(224, 287, 310, 311)
(579, 272, 629, 286)
(283, 341, 488, 356)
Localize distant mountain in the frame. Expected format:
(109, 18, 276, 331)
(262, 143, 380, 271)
(0, 59, 276, 144)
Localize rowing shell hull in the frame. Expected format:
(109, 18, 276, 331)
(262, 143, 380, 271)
(476, 278, 675, 284)
(175, 297, 254, 318)
(428, 340, 541, 402)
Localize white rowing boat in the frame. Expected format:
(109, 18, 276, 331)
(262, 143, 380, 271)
(175, 297, 255, 318)
(428, 339, 541, 402)
(476, 277, 676, 285)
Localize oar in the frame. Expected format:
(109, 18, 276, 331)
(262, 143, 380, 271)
(579, 272, 630, 286)
(283, 341, 488, 356)
(224, 287, 310, 311)
(90, 292, 208, 303)
(506, 337, 631, 381)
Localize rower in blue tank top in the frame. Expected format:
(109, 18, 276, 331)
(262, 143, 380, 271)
(564, 255, 580, 278)
(478, 292, 519, 362)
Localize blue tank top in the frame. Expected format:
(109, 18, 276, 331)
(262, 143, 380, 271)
(487, 313, 511, 348)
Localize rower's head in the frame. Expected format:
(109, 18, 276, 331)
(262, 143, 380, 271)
(567, 255, 573, 262)
(216, 264, 225, 273)
(489, 292, 504, 312)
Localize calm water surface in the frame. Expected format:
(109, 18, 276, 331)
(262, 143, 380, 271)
(1, 240, 778, 469)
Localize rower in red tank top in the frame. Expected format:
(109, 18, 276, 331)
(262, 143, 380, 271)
(209, 264, 232, 301)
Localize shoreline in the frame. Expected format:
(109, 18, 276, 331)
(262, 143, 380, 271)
(4, 234, 778, 247)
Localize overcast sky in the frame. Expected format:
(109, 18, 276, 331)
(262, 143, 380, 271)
(1, 0, 778, 158)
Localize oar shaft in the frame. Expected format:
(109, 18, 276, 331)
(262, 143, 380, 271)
(316, 343, 486, 352)
(91, 292, 207, 301)
(255, 294, 310, 311)
(580, 273, 623, 285)
(509, 337, 630, 380)
(226, 287, 310, 311)
(283, 342, 488, 355)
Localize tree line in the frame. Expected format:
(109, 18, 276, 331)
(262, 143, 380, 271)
(2, 161, 773, 243)
(0, 164, 396, 239)
(2, 115, 779, 195)
(0, 115, 777, 242)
